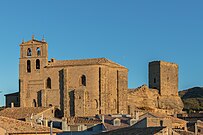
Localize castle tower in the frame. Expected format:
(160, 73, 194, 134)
(149, 61, 178, 96)
(19, 35, 48, 107)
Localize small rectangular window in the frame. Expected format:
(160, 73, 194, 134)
(154, 78, 156, 83)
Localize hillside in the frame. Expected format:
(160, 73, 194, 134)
(179, 87, 203, 112)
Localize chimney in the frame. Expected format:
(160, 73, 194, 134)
(113, 118, 121, 126)
(135, 111, 139, 121)
(102, 115, 105, 123)
(62, 117, 69, 131)
(45, 119, 48, 127)
(128, 118, 137, 126)
(11, 102, 14, 108)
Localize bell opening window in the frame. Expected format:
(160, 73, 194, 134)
(27, 60, 31, 73)
(36, 47, 41, 56)
(47, 77, 52, 89)
(36, 59, 40, 69)
(27, 48, 32, 56)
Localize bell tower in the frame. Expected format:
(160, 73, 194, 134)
(19, 35, 48, 107)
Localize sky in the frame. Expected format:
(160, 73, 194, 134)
(0, 0, 202, 106)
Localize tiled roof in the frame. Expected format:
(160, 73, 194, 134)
(0, 116, 61, 134)
(47, 58, 127, 68)
(174, 129, 194, 135)
(102, 115, 131, 131)
(0, 107, 51, 120)
(97, 126, 166, 135)
(4, 92, 19, 96)
(170, 116, 187, 124)
(67, 117, 101, 125)
(139, 112, 187, 124)
(66, 115, 132, 131)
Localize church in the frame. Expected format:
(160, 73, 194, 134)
(7, 36, 183, 117)
(19, 36, 128, 117)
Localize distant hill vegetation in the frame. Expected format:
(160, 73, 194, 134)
(179, 87, 203, 112)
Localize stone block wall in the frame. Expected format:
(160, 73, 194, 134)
(149, 61, 178, 96)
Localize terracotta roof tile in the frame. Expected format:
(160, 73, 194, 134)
(97, 127, 166, 135)
(103, 115, 130, 131)
(0, 107, 51, 120)
(0, 116, 61, 134)
(67, 117, 101, 125)
(139, 112, 187, 124)
(47, 58, 127, 68)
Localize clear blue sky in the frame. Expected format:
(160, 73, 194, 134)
(0, 0, 202, 106)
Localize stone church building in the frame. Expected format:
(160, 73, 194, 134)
(9, 36, 183, 117)
(19, 36, 128, 117)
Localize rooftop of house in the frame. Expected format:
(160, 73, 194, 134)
(66, 116, 102, 125)
(4, 91, 19, 96)
(139, 112, 187, 124)
(102, 114, 132, 131)
(0, 116, 61, 134)
(97, 126, 167, 135)
(0, 107, 53, 120)
(46, 57, 127, 69)
(65, 114, 135, 131)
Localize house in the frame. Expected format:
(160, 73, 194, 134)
(96, 126, 172, 135)
(138, 112, 188, 131)
(0, 116, 61, 135)
(4, 92, 20, 107)
(0, 107, 56, 125)
(59, 114, 138, 135)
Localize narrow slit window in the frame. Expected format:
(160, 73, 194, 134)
(154, 78, 156, 83)
(81, 75, 86, 86)
(33, 99, 37, 107)
(47, 77, 51, 89)
(27, 60, 31, 73)
(114, 99, 117, 109)
(95, 99, 98, 109)
(36, 59, 40, 69)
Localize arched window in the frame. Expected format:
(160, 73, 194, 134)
(36, 59, 40, 69)
(27, 48, 32, 56)
(27, 60, 31, 72)
(80, 75, 86, 86)
(47, 77, 51, 89)
(36, 47, 41, 56)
